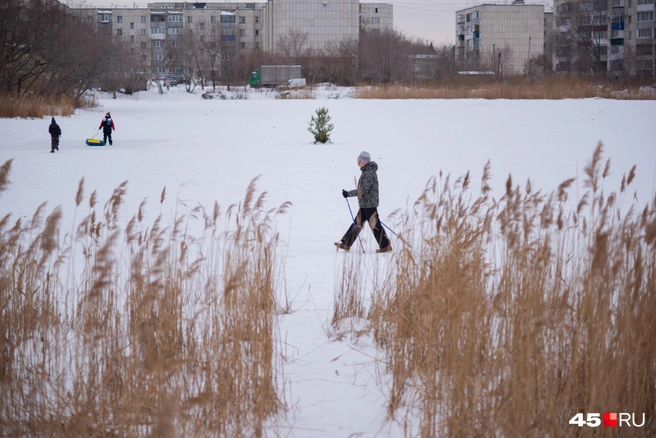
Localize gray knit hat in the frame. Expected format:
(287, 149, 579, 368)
(358, 151, 371, 162)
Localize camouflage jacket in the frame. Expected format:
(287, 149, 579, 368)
(347, 161, 379, 208)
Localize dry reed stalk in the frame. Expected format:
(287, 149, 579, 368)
(357, 77, 656, 100)
(349, 146, 656, 436)
(0, 93, 93, 119)
(0, 162, 290, 437)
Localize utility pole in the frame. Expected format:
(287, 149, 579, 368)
(527, 35, 532, 77)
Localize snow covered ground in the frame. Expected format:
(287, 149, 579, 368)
(0, 85, 655, 436)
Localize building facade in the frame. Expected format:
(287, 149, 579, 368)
(71, 1, 393, 80)
(456, 1, 547, 75)
(359, 3, 394, 32)
(553, 0, 655, 76)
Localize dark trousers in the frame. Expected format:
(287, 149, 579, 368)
(103, 130, 113, 145)
(50, 136, 59, 152)
(341, 207, 390, 249)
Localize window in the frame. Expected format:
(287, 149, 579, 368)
(151, 27, 165, 34)
(240, 42, 245, 49)
(130, 35, 134, 42)
(637, 0, 653, 4)
(556, 47, 571, 56)
(221, 15, 236, 23)
(200, 35, 205, 41)
(142, 55, 147, 61)
(168, 27, 182, 35)
(171, 41, 179, 47)
(156, 66, 165, 73)
(637, 12, 654, 21)
(628, 30, 632, 39)
(141, 29, 147, 36)
(168, 14, 182, 22)
(255, 29, 259, 36)
(117, 16, 122, 23)
(558, 3, 573, 13)
(117, 29, 123, 36)
(88, 16, 94, 22)
(611, 45, 619, 53)
(210, 42, 216, 48)
(187, 16, 193, 23)
(594, 30, 608, 39)
(371, 17, 380, 24)
(141, 42, 147, 48)
(255, 16, 259, 23)
(154, 53, 163, 60)
(199, 23, 205, 30)
(611, 29, 619, 37)
(256, 42, 260, 49)
(638, 28, 653, 37)
(199, 48, 205, 55)
(239, 29, 245, 36)
(154, 40, 164, 47)
(130, 22, 134, 29)
(211, 29, 217, 36)
(627, 15, 632, 24)
(239, 16, 246, 24)
(141, 16, 147, 23)
(101, 14, 110, 23)
(211, 15, 216, 23)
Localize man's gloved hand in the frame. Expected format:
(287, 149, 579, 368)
(342, 189, 349, 198)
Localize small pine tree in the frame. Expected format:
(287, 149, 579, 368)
(308, 107, 334, 144)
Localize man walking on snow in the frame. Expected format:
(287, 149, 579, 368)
(335, 151, 392, 253)
(99, 112, 115, 145)
(48, 117, 61, 153)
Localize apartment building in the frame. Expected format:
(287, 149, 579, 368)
(72, 1, 393, 80)
(553, 0, 655, 76)
(360, 3, 394, 32)
(456, 1, 547, 75)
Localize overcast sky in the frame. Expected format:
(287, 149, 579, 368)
(65, 0, 554, 46)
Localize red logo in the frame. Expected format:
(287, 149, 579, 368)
(603, 412, 618, 427)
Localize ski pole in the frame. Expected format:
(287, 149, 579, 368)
(380, 220, 413, 249)
(345, 198, 365, 254)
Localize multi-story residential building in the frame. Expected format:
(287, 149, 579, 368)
(456, 1, 547, 75)
(359, 3, 394, 32)
(262, 0, 359, 52)
(553, 0, 655, 76)
(72, 1, 393, 80)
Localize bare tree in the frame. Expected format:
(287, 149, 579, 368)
(277, 29, 311, 63)
(554, 0, 610, 75)
(359, 29, 412, 84)
(0, 0, 119, 105)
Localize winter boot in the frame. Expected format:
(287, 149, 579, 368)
(376, 244, 392, 253)
(334, 242, 350, 252)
